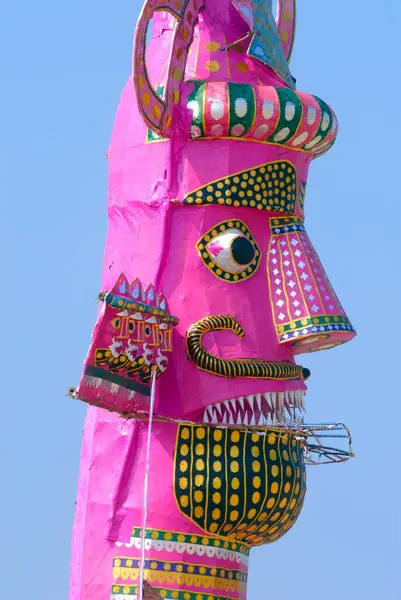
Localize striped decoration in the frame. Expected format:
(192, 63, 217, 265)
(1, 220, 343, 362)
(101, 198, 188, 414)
(186, 81, 338, 157)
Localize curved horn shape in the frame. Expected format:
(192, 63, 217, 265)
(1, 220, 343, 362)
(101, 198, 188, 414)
(276, 0, 296, 61)
(186, 315, 310, 380)
(133, 0, 203, 137)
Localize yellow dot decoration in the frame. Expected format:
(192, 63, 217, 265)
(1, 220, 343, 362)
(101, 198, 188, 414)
(185, 162, 296, 214)
(196, 459, 205, 471)
(232, 477, 240, 490)
(195, 443, 204, 455)
(205, 60, 220, 73)
(180, 444, 189, 456)
(195, 474, 204, 487)
(214, 429, 223, 441)
(152, 104, 161, 119)
(194, 506, 204, 518)
(179, 477, 188, 490)
(213, 477, 222, 489)
(175, 424, 305, 546)
(231, 431, 240, 443)
(236, 61, 250, 72)
(181, 428, 190, 440)
(172, 67, 182, 81)
(196, 428, 206, 440)
(251, 446, 260, 458)
(213, 445, 222, 457)
(230, 446, 239, 458)
(281, 29, 289, 43)
(205, 41, 221, 51)
(194, 490, 203, 503)
(271, 482, 279, 494)
(230, 461, 240, 474)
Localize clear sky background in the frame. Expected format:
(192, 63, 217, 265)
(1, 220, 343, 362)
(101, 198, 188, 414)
(1, 0, 400, 598)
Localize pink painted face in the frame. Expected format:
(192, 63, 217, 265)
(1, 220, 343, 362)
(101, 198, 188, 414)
(74, 0, 356, 424)
(158, 203, 310, 423)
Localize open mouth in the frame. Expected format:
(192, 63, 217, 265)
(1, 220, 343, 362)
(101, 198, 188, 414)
(202, 390, 306, 426)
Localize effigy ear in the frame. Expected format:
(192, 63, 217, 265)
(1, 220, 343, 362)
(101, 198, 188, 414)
(69, 274, 179, 416)
(133, 0, 205, 138)
(231, 0, 296, 87)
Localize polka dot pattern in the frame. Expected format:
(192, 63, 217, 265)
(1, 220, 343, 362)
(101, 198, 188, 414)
(174, 424, 306, 546)
(184, 161, 297, 215)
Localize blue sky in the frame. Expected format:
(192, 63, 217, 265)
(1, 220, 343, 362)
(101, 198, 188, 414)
(1, 0, 400, 598)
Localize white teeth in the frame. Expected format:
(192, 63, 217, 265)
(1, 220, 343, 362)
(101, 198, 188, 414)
(203, 390, 306, 427)
(246, 395, 255, 411)
(263, 392, 272, 411)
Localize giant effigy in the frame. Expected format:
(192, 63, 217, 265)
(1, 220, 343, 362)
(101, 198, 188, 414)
(68, 1, 357, 599)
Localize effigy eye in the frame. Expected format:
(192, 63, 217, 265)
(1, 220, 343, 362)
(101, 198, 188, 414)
(111, 317, 121, 330)
(197, 220, 261, 283)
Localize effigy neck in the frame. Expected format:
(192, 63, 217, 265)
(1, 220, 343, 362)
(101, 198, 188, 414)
(112, 525, 250, 600)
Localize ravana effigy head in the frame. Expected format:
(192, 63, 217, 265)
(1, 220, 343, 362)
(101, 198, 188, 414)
(73, 0, 356, 424)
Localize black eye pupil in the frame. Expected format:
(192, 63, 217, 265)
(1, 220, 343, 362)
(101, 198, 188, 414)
(230, 236, 255, 265)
